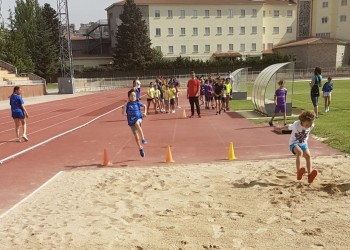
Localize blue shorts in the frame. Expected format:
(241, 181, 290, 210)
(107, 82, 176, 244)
(129, 119, 142, 135)
(12, 111, 25, 119)
(290, 144, 309, 154)
(311, 95, 318, 107)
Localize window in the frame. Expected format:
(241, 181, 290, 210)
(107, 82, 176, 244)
(155, 10, 160, 18)
(228, 9, 233, 18)
(205, 45, 210, 53)
(168, 10, 173, 18)
(273, 27, 279, 34)
(168, 46, 174, 54)
(205, 27, 210, 35)
(168, 28, 173, 36)
(180, 10, 185, 18)
(252, 9, 257, 17)
(252, 26, 257, 34)
(240, 26, 245, 35)
(181, 28, 186, 36)
(251, 43, 256, 51)
(322, 17, 328, 23)
(181, 45, 186, 54)
(287, 10, 293, 17)
(228, 27, 234, 35)
(217, 44, 222, 52)
(217, 27, 222, 35)
(240, 44, 245, 52)
(217, 9, 222, 17)
(267, 43, 273, 49)
(286, 26, 293, 33)
(263, 27, 266, 34)
(340, 15, 347, 22)
(193, 45, 199, 53)
(155, 46, 161, 52)
(193, 27, 198, 36)
(241, 9, 245, 17)
(322, 2, 328, 8)
(263, 10, 266, 17)
(192, 10, 198, 18)
(274, 10, 279, 17)
(205, 9, 210, 18)
(229, 44, 234, 51)
(341, 0, 347, 6)
(155, 28, 161, 36)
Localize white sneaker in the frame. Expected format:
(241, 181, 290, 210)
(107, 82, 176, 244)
(22, 134, 29, 141)
(171, 110, 175, 113)
(16, 137, 21, 143)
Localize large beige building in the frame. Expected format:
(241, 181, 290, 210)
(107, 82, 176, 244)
(310, 0, 350, 40)
(106, 0, 297, 61)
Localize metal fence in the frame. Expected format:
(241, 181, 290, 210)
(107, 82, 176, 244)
(73, 67, 349, 93)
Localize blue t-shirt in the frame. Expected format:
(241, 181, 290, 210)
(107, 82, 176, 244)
(322, 82, 333, 92)
(125, 101, 144, 126)
(10, 94, 24, 117)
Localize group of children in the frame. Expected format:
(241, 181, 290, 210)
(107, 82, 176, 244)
(199, 75, 232, 115)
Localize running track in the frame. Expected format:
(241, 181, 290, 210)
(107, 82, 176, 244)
(0, 89, 341, 214)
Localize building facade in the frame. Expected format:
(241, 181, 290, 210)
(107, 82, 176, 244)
(106, 0, 297, 61)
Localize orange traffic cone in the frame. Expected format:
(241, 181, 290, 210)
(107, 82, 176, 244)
(103, 148, 111, 166)
(165, 145, 175, 163)
(182, 108, 187, 118)
(227, 142, 237, 160)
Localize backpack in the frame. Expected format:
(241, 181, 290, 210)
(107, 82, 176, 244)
(311, 75, 321, 96)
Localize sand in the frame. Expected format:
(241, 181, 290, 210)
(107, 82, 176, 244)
(1, 155, 350, 250)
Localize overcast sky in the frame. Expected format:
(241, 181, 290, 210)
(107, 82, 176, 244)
(0, 0, 116, 27)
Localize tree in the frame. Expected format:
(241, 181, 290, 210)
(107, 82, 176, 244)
(113, 0, 153, 70)
(0, 11, 34, 74)
(34, 4, 60, 80)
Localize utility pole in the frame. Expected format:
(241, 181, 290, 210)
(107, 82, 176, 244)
(57, 0, 74, 93)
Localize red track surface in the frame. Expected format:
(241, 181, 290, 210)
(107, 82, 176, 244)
(0, 89, 341, 214)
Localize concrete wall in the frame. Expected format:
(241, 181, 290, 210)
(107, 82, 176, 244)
(0, 84, 46, 101)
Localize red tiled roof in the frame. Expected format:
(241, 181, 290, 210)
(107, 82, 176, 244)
(213, 52, 242, 58)
(114, 0, 296, 5)
(274, 37, 349, 49)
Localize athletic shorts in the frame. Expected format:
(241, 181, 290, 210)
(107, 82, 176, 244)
(274, 104, 286, 113)
(170, 98, 175, 105)
(12, 111, 25, 119)
(290, 144, 309, 154)
(323, 92, 331, 97)
(129, 119, 142, 135)
(205, 96, 213, 102)
(311, 95, 318, 107)
(147, 98, 154, 102)
(214, 96, 221, 101)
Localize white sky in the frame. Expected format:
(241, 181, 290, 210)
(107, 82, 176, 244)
(0, 0, 116, 27)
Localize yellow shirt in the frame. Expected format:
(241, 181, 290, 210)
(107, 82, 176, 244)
(169, 87, 176, 99)
(147, 87, 155, 98)
(154, 89, 160, 98)
(224, 83, 232, 94)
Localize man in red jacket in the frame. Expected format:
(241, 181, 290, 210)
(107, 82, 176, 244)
(187, 71, 201, 118)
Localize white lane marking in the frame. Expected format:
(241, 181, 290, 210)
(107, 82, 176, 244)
(0, 171, 63, 219)
(0, 105, 123, 165)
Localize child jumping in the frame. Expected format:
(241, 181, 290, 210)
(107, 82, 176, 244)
(274, 110, 318, 183)
(269, 80, 287, 126)
(322, 76, 334, 112)
(122, 89, 148, 157)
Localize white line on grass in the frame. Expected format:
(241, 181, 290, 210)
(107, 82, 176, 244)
(0, 171, 63, 219)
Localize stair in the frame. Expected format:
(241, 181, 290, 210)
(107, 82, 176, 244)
(0, 68, 29, 82)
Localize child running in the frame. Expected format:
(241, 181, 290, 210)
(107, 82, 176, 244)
(274, 110, 318, 183)
(322, 76, 334, 112)
(122, 89, 148, 157)
(269, 80, 287, 126)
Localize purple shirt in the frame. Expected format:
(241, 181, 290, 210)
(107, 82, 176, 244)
(275, 88, 287, 106)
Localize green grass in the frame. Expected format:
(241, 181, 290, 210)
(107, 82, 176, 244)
(230, 79, 350, 154)
(46, 83, 58, 90)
